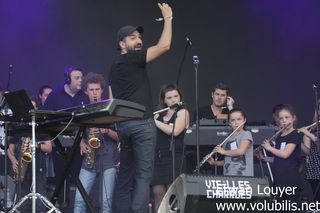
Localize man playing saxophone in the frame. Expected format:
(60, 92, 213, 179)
(7, 96, 52, 212)
(73, 72, 119, 213)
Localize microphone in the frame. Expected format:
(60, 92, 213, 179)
(186, 37, 192, 46)
(170, 101, 185, 109)
(193, 55, 199, 65)
(9, 64, 13, 74)
(313, 84, 318, 90)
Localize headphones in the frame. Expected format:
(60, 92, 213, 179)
(64, 66, 82, 85)
(64, 67, 73, 85)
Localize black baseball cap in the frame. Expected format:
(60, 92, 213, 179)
(117, 25, 144, 42)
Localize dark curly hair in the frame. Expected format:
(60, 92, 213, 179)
(82, 72, 106, 91)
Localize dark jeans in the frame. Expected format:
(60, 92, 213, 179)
(114, 118, 156, 213)
(50, 146, 83, 205)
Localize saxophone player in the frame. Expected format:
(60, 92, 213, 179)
(73, 72, 119, 213)
(7, 96, 52, 212)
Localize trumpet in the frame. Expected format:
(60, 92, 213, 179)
(194, 122, 245, 172)
(255, 123, 290, 152)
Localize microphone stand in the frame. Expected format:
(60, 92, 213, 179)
(312, 84, 320, 200)
(6, 65, 13, 92)
(2, 65, 13, 212)
(176, 38, 192, 85)
(313, 85, 320, 151)
(193, 56, 200, 175)
(153, 106, 180, 181)
(10, 111, 60, 213)
(169, 110, 178, 182)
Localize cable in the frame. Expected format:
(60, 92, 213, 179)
(36, 112, 75, 145)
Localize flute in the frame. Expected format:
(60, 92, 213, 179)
(254, 123, 290, 183)
(195, 122, 245, 171)
(255, 123, 290, 152)
(302, 120, 320, 131)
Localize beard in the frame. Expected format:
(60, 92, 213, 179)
(126, 43, 142, 52)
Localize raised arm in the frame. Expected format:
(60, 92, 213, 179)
(146, 3, 173, 63)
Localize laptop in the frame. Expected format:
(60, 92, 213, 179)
(3, 89, 34, 119)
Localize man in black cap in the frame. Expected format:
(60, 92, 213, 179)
(108, 3, 172, 213)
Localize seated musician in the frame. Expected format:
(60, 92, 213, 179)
(73, 72, 119, 213)
(36, 85, 55, 189)
(187, 82, 235, 174)
(205, 108, 254, 176)
(7, 96, 52, 212)
(43, 67, 88, 110)
(37, 85, 52, 109)
(0, 85, 11, 116)
(197, 82, 235, 121)
(43, 66, 89, 206)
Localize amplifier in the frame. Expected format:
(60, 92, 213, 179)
(184, 125, 277, 146)
(159, 174, 270, 213)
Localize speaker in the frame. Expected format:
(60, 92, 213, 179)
(158, 174, 270, 213)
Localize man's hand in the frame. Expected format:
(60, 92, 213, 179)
(226, 96, 235, 110)
(11, 158, 18, 173)
(80, 141, 90, 156)
(22, 137, 32, 150)
(90, 127, 100, 136)
(158, 3, 172, 19)
(99, 128, 109, 135)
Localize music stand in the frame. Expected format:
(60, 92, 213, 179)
(4, 90, 60, 213)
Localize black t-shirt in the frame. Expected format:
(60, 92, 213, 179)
(109, 50, 153, 118)
(273, 130, 303, 188)
(195, 105, 229, 121)
(43, 85, 89, 110)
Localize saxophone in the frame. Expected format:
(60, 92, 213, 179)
(84, 128, 101, 169)
(14, 137, 32, 183)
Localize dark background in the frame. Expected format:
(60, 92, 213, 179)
(1, 0, 320, 125)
